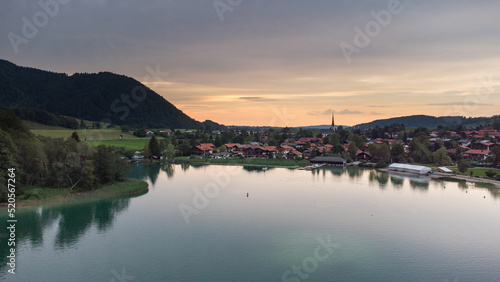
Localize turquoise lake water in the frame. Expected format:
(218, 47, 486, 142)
(1, 164, 499, 281)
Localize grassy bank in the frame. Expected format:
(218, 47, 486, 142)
(450, 167, 500, 177)
(86, 139, 150, 150)
(14, 178, 148, 206)
(175, 157, 310, 168)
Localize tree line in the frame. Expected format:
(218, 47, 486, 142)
(0, 109, 128, 202)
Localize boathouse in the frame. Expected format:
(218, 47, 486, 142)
(388, 163, 432, 175)
(310, 156, 346, 166)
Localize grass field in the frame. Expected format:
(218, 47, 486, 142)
(86, 139, 151, 150)
(31, 128, 133, 139)
(24, 120, 159, 150)
(450, 167, 500, 177)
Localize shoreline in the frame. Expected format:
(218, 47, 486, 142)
(1, 178, 149, 209)
(144, 160, 500, 187)
(378, 168, 500, 188)
(142, 157, 309, 169)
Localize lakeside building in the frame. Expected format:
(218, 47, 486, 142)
(388, 163, 432, 175)
(310, 156, 346, 166)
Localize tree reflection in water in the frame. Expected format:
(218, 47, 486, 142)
(0, 196, 133, 272)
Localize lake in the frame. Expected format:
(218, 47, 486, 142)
(1, 164, 500, 281)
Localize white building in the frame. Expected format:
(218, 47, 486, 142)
(388, 163, 432, 175)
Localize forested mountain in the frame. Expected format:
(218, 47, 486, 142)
(0, 59, 221, 129)
(354, 115, 500, 130)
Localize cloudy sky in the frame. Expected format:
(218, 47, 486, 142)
(1, 0, 499, 126)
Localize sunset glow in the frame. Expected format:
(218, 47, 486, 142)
(2, 1, 499, 126)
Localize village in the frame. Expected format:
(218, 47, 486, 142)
(138, 114, 500, 179)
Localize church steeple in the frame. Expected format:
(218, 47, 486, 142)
(330, 113, 335, 131)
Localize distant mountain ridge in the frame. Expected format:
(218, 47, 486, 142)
(0, 59, 223, 129)
(294, 125, 350, 130)
(297, 114, 500, 131)
(354, 114, 500, 129)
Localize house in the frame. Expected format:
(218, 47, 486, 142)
(356, 150, 372, 162)
(189, 143, 215, 156)
(310, 156, 346, 166)
(463, 149, 490, 163)
(242, 147, 266, 158)
(146, 130, 155, 137)
(281, 142, 299, 148)
(277, 145, 294, 152)
(159, 130, 174, 137)
(261, 146, 277, 158)
(285, 150, 302, 160)
(224, 143, 241, 152)
(470, 141, 497, 151)
(211, 152, 231, 159)
(457, 140, 471, 147)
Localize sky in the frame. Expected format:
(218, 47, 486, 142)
(1, 0, 499, 127)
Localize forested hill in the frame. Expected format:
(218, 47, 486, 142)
(0, 59, 220, 129)
(355, 115, 500, 129)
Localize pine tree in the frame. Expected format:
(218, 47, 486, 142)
(71, 131, 80, 142)
(148, 135, 161, 157)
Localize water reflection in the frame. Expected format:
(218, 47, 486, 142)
(390, 175, 405, 188)
(369, 170, 390, 188)
(161, 163, 175, 178)
(133, 163, 499, 199)
(409, 179, 430, 190)
(2, 164, 499, 280)
(0, 196, 133, 274)
(346, 166, 363, 179)
(328, 167, 345, 177)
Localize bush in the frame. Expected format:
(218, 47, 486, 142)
(457, 160, 470, 173)
(22, 190, 41, 200)
(375, 162, 389, 169)
(485, 170, 497, 178)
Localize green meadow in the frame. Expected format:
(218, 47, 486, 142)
(450, 167, 500, 177)
(25, 120, 155, 150)
(87, 139, 151, 150)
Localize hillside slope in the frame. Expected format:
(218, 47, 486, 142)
(0, 59, 219, 129)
